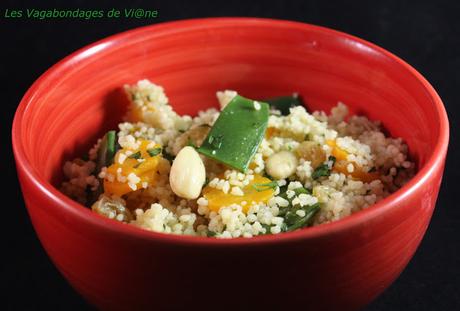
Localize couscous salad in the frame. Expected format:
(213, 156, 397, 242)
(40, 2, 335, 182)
(61, 80, 414, 238)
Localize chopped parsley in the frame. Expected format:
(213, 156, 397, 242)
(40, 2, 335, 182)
(128, 151, 142, 159)
(276, 185, 320, 231)
(283, 203, 320, 232)
(312, 156, 336, 180)
(261, 224, 272, 235)
(252, 181, 279, 192)
(278, 186, 312, 202)
(147, 147, 162, 157)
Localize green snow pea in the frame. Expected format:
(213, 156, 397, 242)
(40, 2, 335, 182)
(198, 95, 269, 172)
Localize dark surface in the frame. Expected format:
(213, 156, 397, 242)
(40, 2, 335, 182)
(2, 0, 458, 310)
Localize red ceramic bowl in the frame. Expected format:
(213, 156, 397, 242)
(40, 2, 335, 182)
(12, 18, 448, 310)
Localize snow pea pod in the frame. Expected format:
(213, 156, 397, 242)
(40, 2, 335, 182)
(198, 95, 269, 172)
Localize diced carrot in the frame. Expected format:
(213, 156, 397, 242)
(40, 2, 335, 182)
(103, 140, 162, 196)
(203, 174, 275, 213)
(333, 161, 379, 183)
(326, 140, 348, 161)
(265, 127, 276, 139)
(326, 140, 379, 182)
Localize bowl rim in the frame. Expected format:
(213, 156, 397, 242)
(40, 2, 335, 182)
(12, 17, 449, 247)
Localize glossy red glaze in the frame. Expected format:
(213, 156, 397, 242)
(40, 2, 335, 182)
(12, 18, 448, 310)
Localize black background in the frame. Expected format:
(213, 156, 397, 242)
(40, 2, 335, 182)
(2, 0, 459, 310)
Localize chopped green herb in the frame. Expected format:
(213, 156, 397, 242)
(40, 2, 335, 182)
(278, 208, 288, 218)
(198, 95, 269, 172)
(90, 130, 117, 205)
(280, 223, 288, 232)
(312, 156, 336, 180)
(278, 184, 288, 194)
(261, 224, 272, 235)
(283, 203, 320, 232)
(207, 230, 217, 237)
(263, 172, 275, 180)
(147, 147, 162, 157)
(252, 181, 278, 192)
(128, 151, 142, 159)
(293, 187, 311, 196)
(312, 164, 330, 179)
(278, 186, 319, 227)
(279, 186, 311, 201)
(264, 95, 304, 115)
(103, 131, 117, 166)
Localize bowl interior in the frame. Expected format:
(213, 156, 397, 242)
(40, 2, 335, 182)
(17, 19, 440, 202)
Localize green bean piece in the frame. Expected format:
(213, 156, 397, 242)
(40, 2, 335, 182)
(198, 95, 269, 172)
